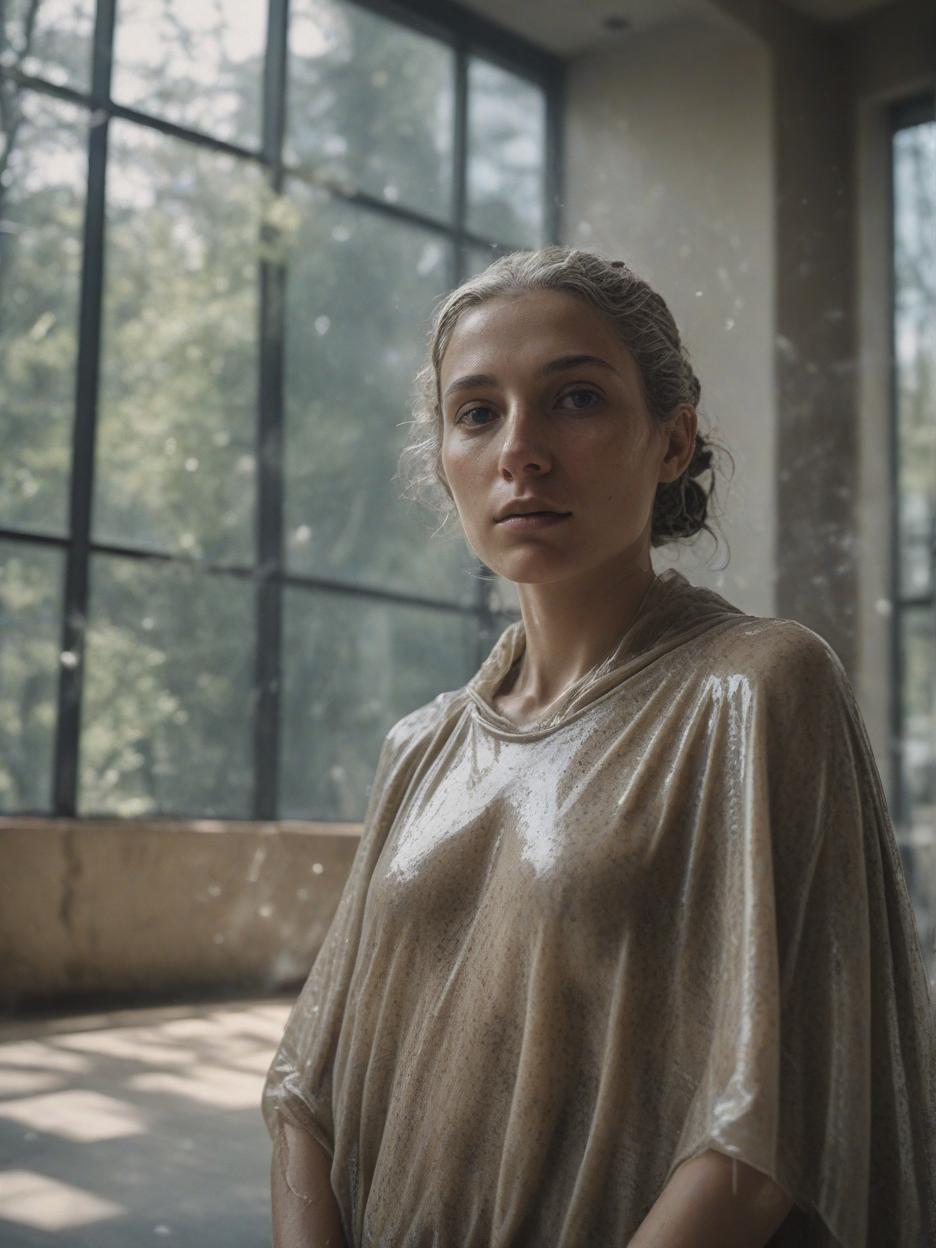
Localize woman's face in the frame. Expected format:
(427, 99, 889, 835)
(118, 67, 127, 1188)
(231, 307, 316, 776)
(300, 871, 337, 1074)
(438, 288, 691, 584)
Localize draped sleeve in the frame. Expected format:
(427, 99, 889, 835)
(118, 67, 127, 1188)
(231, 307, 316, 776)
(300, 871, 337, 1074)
(260, 695, 452, 1161)
(661, 621, 936, 1248)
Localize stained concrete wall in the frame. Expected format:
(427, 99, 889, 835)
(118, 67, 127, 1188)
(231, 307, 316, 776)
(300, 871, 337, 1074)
(563, 15, 776, 620)
(706, 0, 934, 772)
(0, 819, 358, 1013)
(564, 0, 934, 777)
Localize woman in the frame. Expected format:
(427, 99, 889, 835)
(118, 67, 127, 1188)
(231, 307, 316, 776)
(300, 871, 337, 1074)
(262, 246, 935, 1247)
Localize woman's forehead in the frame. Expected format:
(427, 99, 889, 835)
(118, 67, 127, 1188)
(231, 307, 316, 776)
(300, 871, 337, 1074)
(441, 290, 629, 374)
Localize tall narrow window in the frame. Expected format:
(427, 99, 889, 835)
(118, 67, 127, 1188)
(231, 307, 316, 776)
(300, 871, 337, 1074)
(891, 98, 936, 972)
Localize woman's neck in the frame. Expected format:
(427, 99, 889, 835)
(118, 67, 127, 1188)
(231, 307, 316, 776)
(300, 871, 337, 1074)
(497, 561, 658, 713)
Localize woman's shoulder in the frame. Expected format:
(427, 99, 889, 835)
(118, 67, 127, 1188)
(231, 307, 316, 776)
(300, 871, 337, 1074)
(383, 686, 469, 754)
(698, 609, 848, 691)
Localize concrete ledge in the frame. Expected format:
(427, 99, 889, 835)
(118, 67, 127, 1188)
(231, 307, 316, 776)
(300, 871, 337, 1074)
(0, 817, 360, 1013)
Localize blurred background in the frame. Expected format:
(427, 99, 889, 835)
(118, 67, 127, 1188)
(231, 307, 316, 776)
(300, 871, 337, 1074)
(0, 0, 932, 1242)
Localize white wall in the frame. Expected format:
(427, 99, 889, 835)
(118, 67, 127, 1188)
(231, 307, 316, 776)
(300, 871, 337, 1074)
(562, 17, 775, 617)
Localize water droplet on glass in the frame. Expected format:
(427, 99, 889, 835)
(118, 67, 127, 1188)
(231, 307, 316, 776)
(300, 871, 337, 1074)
(28, 311, 56, 341)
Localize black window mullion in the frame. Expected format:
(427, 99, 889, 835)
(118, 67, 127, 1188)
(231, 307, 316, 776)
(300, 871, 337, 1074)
(253, 0, 290, 820)
(452, 37, 469, 284)
(544, 62, 565, 245)
(52, 0, 117, 816)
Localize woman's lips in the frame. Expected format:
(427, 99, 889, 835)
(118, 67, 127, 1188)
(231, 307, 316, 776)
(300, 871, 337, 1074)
(496, 512, 572, 530)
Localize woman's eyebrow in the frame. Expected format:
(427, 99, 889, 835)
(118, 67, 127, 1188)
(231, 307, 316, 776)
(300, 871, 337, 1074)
(442, 353, 618, 401)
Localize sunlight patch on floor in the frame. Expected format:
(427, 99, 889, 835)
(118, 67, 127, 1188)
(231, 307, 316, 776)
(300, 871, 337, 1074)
(0, 1089, 146, 1141)
(0, 1169, 126, 1231)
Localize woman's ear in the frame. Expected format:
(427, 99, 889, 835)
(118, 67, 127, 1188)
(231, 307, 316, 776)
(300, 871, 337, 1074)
(658, 405, 698, 484)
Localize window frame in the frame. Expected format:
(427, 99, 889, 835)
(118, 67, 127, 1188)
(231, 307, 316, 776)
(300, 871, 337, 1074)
(0, 0, 565, 819)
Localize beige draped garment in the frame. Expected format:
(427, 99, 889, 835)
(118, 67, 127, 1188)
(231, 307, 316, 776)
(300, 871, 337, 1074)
(261, 568, 936, 1247)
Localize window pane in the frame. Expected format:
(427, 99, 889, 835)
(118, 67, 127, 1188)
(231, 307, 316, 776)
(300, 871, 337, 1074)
(112, 0, 266, 148)
(0, 538, 64, 812)
(894, 121, 936, 601)
(94, 120, 262, 564)
(899, 605, 936, 830)
(80, 555, 255, 817)
(287, 0, 454, 223)
(280, 587, 479, 820)
(0, 91, 85, 537)
(897, 604, 936, 980)
(899, 528, 933, 599)
(466, 58, 546, 248)
(281, 185, 476, 603)
(3, 0, 95, 92)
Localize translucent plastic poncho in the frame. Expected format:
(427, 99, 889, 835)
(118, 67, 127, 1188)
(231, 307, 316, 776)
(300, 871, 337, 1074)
(261, 568, 936, 1247)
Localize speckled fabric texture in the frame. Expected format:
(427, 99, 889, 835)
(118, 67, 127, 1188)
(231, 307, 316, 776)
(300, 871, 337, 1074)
(261, 568, 935, 1248)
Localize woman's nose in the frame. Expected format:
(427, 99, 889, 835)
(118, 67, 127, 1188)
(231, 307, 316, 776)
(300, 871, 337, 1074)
(496, 407, 553, 474)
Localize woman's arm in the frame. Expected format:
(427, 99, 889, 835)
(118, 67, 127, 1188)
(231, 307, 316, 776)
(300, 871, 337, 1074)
(626, 1149, 795, 1248)
(270, 1117, 347, 1248)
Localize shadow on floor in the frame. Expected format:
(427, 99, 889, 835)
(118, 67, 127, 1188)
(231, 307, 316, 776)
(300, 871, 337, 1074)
(0, 996, 293, 1247)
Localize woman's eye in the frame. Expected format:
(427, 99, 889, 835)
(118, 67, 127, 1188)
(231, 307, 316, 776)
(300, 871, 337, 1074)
(456, 389, 600, 427)
(562, 388, 600, 410)
(457, 405, 495, 428)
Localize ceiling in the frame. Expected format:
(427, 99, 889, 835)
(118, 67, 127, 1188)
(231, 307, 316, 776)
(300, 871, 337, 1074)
(456, 0, 898, 57)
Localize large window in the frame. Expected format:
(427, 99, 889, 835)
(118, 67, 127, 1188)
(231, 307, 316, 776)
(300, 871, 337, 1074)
(890, 97, 936, 965)
(0, 0, 562, 821)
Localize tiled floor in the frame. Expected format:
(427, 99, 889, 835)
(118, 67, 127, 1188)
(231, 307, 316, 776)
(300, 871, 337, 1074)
(0, 996, 294, 1247)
